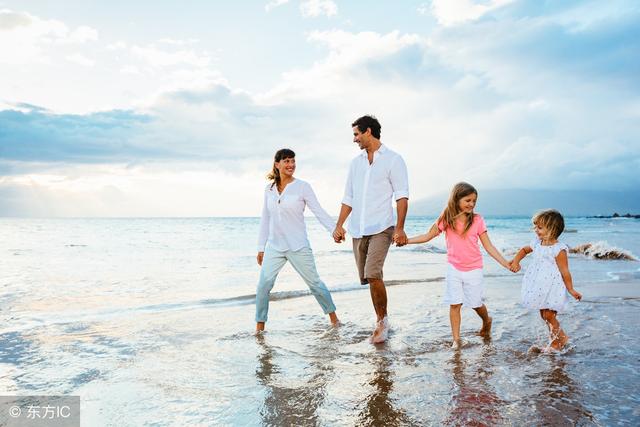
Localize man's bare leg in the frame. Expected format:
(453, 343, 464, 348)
(473, 304, 492, 337)
(368, 278, 388, 343)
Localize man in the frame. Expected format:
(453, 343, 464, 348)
(333, 115, 409, 344)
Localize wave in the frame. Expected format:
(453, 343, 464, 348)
(607, 270, 640, 281)
(570, 242, 638, 261)
(503, 241, 637, 261)
(405, 245, 447, 254)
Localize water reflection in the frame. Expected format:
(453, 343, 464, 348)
(356, 353, 414, 427)
(255, 332, 336, 426)
(444, 345, 505, 426)
(533, 357, 595, 426)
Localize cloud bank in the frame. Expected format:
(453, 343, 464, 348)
(1, 1, 639, 216)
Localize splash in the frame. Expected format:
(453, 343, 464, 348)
(570, 242, 637, 261)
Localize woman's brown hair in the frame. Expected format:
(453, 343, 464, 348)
(267, 148, 295, 191)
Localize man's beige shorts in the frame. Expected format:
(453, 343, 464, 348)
(352, 226, 394, 285)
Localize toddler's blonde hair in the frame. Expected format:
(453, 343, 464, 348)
(533, 209, 565, 239)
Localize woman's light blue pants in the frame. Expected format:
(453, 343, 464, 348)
(255, 246, 336, 322)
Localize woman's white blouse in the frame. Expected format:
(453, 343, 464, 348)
(257, 179, 335, 252)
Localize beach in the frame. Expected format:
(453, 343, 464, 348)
(1, 217, 639, 425)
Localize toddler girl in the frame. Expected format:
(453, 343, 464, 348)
(510, 209, 582, 351)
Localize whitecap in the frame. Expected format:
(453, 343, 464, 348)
(570, 241, 637, 261)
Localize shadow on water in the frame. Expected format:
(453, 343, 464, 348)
(356, 352, 415, 427)
(444, 343, 505, 426)
(527, 356, 595, 426)
(254, 332, 337, 426)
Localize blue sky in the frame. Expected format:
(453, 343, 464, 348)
(0, 0, 639, 216)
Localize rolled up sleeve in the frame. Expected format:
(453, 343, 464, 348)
(390, 156, 409, 201)
(341, 161, 354, 207)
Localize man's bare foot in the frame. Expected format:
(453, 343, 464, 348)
(370, 317, 389, 344)
(476, 317, 492, 337)
(256, 322, 265, 332)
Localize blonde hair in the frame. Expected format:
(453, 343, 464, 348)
(532, 209, 565, 239)
(437, 182, 478, 235)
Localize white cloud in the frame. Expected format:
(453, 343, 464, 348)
(265, 0, 290, 12)
(120, 65, 142, 75)
(0, 164, 265, 217)
(158, 37, 200, 46)
(2, 3, 638, 216)
(300, 0, 337, 17)
(428, 0, 514, 26)
(257, 30, 425, 104)
(0, 9, 98, 65)
(0, 8, 31, 29)
(66, 53, 95, 67)
(106, 41, 127, 50)
(63, 25, 98, 44)
(131, 44, 211, 68)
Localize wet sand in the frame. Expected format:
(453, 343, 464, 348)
(1, 276, 638, 425)
(209, 277, 640, 425)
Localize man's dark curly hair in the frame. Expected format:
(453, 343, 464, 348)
(352, 115, 381, 139)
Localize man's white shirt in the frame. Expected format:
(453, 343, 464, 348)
(342, 144, 409, 238)
(258, 179, 335, 252)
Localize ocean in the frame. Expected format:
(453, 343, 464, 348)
(1, 216, 639, 425)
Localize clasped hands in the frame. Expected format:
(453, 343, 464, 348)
(332, 226, 408, 246)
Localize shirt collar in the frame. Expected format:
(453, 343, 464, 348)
(359, 143, 387, 158)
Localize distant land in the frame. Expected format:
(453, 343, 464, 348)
(409, 189, 640, 217)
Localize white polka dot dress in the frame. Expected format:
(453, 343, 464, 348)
(521, 238, 570, 312)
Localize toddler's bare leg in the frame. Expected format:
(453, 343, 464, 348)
(541, 309, 568, 350)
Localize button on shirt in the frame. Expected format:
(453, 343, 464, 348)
(342, 144, 409, 238)
(258, 179, 335, 252)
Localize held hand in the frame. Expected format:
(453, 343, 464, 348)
(569, 289, 582, 301)
(509, 261, 521, 273)
(333, 226, 346, 243)
(393, 229, 408, 247)
(257, 252, 264, 266)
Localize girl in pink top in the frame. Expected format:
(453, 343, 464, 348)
(407, 182, 512, 349)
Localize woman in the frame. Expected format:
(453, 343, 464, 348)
(255, 148, 339, 331)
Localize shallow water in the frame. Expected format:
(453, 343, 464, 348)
(1, 217, 639, 425)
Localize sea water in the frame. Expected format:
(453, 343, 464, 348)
(1, 216, 639, 425)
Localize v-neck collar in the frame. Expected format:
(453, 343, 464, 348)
(277, 178, 296, 196)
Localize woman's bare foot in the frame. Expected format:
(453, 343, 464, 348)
(451, 339, 463, 350)
(476, 316, 492, 337)
(329, 312, 340, 327)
